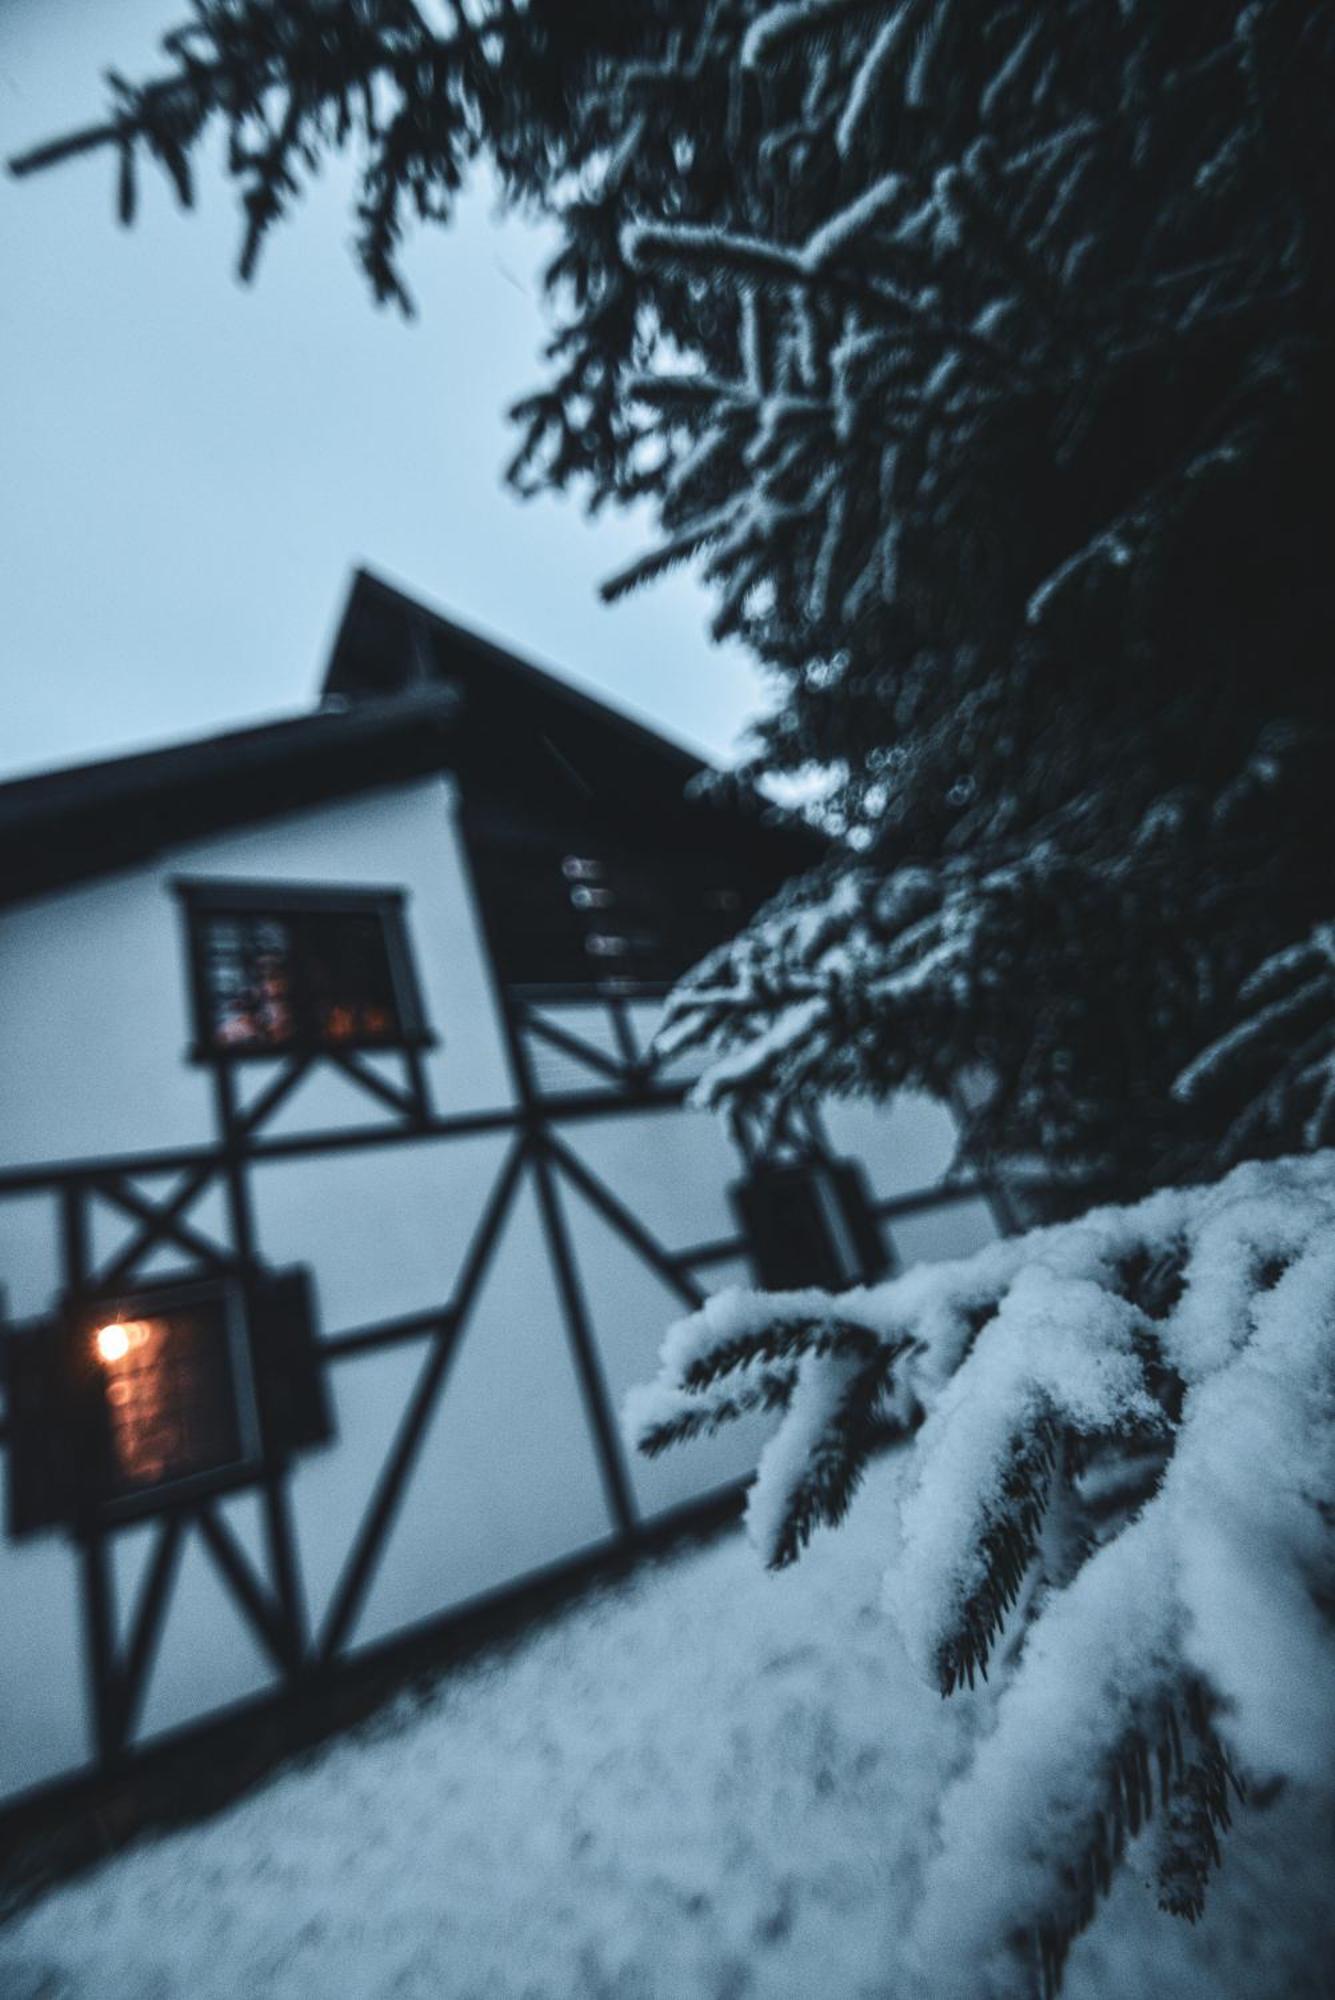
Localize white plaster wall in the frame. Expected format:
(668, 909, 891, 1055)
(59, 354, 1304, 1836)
(0, 774, 512, 1175)
(257, 1126, 625, 1642)
(345, 1175, 616, 1651)
(551, 1133, 772, 1523)
(890, 1195, 999, 1270)
(0, 1533, 90, 1800)
(557, 1105, 747, 1257)
(0, 773, 517, 1804)
(0, 1193, 62, 1323)
(249, 1131, 515, 1335)
(124, 1489, 283, 1749)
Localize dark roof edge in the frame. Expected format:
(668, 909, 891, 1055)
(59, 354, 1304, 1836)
(0, 688, 461, 911)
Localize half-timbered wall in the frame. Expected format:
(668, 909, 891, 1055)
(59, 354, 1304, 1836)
(0, 769, 999, 1813)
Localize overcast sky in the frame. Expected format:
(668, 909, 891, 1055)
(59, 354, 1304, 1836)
(0, 1, 768, 782)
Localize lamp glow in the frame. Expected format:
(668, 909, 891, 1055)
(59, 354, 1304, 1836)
(94, 1323, 131, 1365)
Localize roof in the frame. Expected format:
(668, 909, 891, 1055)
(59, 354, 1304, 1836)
(326, 569, 711, 826)
(0, 569, 815, 911)
(327, 568, 709, 757)
(326, 569, 817, 875)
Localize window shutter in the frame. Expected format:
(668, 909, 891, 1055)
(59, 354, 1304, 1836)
(828, 1161, 892, 1283)
(731, 1161, 890, 1292)
(250, 1267, 333, 1456)
(4, 1323, 86, 1538)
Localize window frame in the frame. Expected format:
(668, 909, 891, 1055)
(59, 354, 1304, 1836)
(72, 1271, 264, 1523)
(174, 877, 434, 1064)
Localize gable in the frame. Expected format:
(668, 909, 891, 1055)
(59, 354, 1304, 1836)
(325, 570, 818, 994)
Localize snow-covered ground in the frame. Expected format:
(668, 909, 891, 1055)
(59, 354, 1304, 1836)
(1, 1456, 1330, 2000)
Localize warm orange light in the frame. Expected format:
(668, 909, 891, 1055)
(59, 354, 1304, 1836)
(94, 1323, 132, 1364)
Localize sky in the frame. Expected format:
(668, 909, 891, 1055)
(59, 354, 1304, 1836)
(0, 1, 769, 782)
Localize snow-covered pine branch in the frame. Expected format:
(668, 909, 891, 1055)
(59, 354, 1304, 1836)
(628, 1152, 1335, 1995)
(836, 6, 922, 156)
(1175, 921, 1335, 1159)
(741, 0, 891, 73)
(654, 842, 1197, 1184)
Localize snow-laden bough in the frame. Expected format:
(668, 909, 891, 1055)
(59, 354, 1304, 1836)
(626, 1153, 1335, 1998)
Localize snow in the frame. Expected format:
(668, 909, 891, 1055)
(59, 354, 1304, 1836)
(980, 17, 1042, 124)
(803, 175, 904, 268)
(744, 1347, 867, 1564)
(625, 1153, 1335, 1990)
(741, 0, 858, 71)
(892, 1257, 1159, 1682)
(1, 1453, 1331, 2000)
(686, 995, 826, 1103)
(911, 1507, 1183, 1998)
(1175, 923, 1335, 1151)
(1169, 1237, 1335, 1785)
(836, 11, 913, 156)
(1025, 529, 1135, 626)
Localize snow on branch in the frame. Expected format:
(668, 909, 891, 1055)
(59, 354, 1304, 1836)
(629, 1153, 1335, 1993)
(741, 0, 892, 72)
(803, 172, 906, 266)
(623, 220, 808, 289)
(837, 6, 921, 155)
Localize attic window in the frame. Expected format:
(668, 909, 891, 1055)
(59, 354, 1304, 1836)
(556, 849, 747, 986)
(464, 809, 773, 998)
(177, 881, 430, 1060)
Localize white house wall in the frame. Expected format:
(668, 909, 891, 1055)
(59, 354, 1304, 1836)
(625, 994, 1002, 1270)
(131, 1490, 279, 1746)
(0, 1533, 90, 1799)
(249, 1132, 512, 1337)
(0, 774, 529, 1800)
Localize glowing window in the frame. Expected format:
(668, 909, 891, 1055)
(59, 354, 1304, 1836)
(88, 1286, 259, 1499)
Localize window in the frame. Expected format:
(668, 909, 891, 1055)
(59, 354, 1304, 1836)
(177, 881, 430, 1060)
(84, 1278, 260, 1503)
(559, 850, 748, 986)
(731, 1160, 890, 1291)
(5, 1268, 331, 1537)
(467, 816, 762, 998)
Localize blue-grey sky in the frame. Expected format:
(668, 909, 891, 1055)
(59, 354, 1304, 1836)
(0, 1, 768, 781)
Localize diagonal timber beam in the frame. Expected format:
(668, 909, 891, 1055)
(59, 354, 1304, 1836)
(317, 1136, 529, 1662)
(544, 1132, 706, 1312)
(92, 1174, 234, 1285)
(196, 1505, 296, 1677)
(109, 1514, 186, 1750)
(528, 1142, 637, 1541)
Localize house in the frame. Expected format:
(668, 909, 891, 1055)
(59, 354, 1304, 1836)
(0, 570, 1001, 1821)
